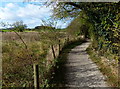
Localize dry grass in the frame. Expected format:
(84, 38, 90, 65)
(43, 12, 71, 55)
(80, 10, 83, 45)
(2, 32, 63, 87)
(2, 32, 41, 43)
(2, 41, 48, 87)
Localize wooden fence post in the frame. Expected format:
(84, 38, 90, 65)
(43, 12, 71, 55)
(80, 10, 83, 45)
(118, 58, 120, 87)
(64, 38, 67, 46)
(33, 64, 39, 89)
(58, 40, 61, 53)
(67, 36, 69, 42)
(51, 45, 56, 59)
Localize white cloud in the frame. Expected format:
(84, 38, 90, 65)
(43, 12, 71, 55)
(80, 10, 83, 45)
(6, 3, 15, 8)
(0, 2, 53, 28)
(0, 3, 19, 20)
(1, 0, 48, 2)
(17, 4, 52, 18)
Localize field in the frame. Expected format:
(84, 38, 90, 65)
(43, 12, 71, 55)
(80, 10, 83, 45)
(2, 31, 70, 87)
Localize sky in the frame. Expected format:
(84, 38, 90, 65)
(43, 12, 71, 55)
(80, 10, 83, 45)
(0, 1, 72, 29)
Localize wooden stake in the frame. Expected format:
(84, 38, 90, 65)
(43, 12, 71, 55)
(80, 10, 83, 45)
(51, 45, 56, 59)
(67, 36, 69, 42)
(58, 40, 61, 53)
(118, 58, 120, 87)
(64, 39, 67, 46)
(33, 64, 39, 89)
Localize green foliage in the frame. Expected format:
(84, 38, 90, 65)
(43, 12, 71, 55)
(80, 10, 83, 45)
(1, 29, 12, 32)
(86, 2, 120, 58)
(52, 2, 120, 60)
(35, 26, 55, 31)
(12, 21, 27, 32)
(0, 21, 27, 32)
(66, 11, 91, 38)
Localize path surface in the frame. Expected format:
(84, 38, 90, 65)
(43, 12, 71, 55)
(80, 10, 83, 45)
(63, 42, 109, 88)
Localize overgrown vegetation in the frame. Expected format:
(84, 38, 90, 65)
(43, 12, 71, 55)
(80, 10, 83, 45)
(52, 2, 120, 60)
(67, 11, 91, 38)
(2, 30, 66, 87)
(49, 2, 120, 87)
(1, 1, 120, 88)
(86, 46, 119, 87)
(2, 27, 81, 87)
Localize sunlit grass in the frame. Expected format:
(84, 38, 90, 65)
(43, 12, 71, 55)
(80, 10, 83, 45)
(86, 46, 119, 87)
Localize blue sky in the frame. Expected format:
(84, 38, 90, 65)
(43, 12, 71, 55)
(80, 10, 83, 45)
(0, 1, 72, 29)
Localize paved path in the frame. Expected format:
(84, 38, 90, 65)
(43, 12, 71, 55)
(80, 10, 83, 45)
(64, 42, 109, 88)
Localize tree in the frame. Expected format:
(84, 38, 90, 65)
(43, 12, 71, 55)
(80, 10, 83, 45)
(66, 11, 91, 38)
(50, 1, 120, 58)
(12, 21, 27, 32)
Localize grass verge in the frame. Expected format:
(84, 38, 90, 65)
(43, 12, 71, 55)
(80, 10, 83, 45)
(86, 47, 119, 87)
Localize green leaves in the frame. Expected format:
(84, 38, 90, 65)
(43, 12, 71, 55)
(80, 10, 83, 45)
(51, 1, 120, 69)
(12, 21, 27, 32)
